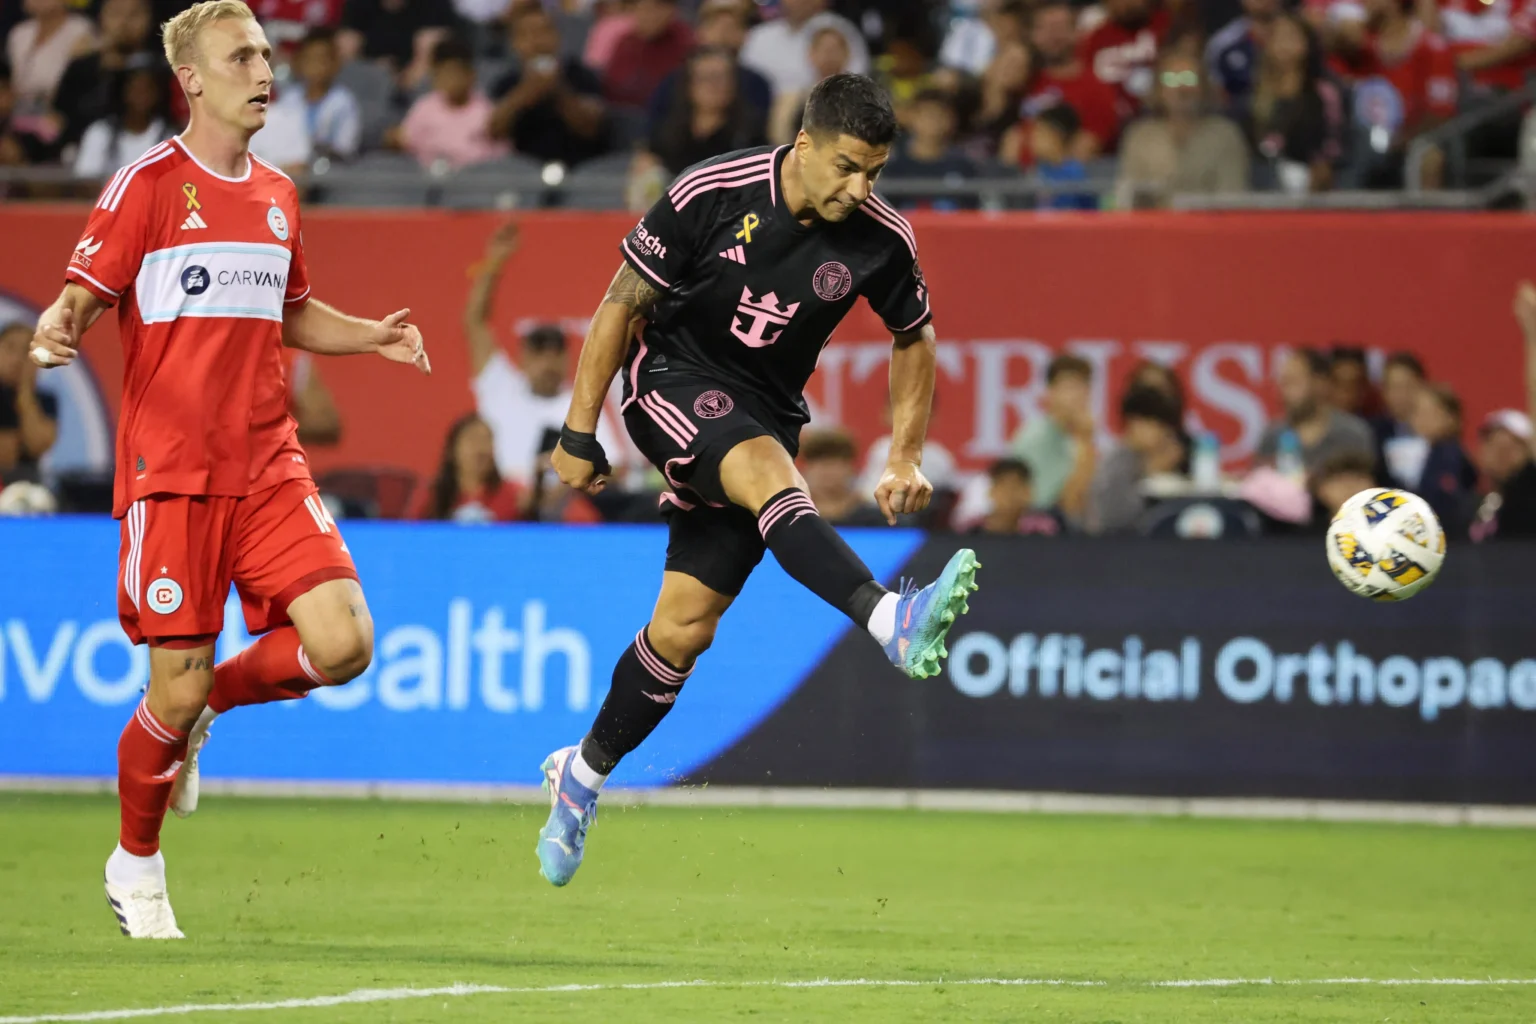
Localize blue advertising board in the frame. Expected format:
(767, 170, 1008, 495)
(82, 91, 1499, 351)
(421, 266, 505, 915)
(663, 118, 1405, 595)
(0, 518, 922, 787)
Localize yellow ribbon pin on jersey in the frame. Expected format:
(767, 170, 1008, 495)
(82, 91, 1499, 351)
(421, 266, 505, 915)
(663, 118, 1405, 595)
(183, 183, 201, 211)
(736, 213, 759, 244)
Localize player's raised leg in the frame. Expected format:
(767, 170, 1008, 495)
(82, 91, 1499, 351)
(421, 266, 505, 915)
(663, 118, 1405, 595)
(718, 436, 978, 679)
(539, 571, 732, 886)
(174, 482, 370, 819)
(106, 644, 215, 939)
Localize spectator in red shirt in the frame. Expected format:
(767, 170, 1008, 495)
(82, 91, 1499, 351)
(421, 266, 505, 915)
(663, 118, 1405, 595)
(603, 0, 695, 109)
(1426, 0, 1536, 90)
(1079, 0, 1173, 107)
(416, 414, 526, 523)
(1020, 0, 1129, 157)
(1344, 0, 1457, 186)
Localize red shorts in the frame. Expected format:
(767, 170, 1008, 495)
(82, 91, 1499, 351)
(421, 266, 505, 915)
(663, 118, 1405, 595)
(118, 478, 358, 648)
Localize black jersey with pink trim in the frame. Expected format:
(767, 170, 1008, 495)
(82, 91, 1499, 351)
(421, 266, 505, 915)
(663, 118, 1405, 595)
(618, 144, 931, 435)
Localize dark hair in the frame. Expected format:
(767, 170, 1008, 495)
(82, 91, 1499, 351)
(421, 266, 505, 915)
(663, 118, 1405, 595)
(1423, 382, 1463, 424)
(428, 414, 500, 520)
(800, 428, 859, 463)
(988, 457, 1033, 482)
(653, 47, 758, 173)
(523, 323, 567, 352)
(1030, 0, 1071, 17)
(1046, 353, 1092, 384)
(1034, 101, 1080, 138)
(1384, 351, 1425, 378)
(299, 26, 338, 50)
(1291, 347, 1330, 377)
(1329, 344, 1367, 369)
(431, 37, 475, 67)
(802, 73, 898, 146)
(912, 87, 952, 109)
(1120, 384, 1183, 431)
(1310, 449, 1377, 492)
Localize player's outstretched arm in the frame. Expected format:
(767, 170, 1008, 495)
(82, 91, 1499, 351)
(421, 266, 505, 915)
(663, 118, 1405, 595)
(29, 284, 110, 369)
(282, 298, 430, 374)
(551, 261, 659, 495)
(874, 324, 939, 526)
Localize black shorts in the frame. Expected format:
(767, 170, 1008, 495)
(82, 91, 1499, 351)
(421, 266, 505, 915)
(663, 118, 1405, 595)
(622, 374, 788, 597)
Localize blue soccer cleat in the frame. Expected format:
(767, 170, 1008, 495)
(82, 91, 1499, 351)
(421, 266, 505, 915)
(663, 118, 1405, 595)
(536, 746, 599, 887)
(882, 548, 981, 679)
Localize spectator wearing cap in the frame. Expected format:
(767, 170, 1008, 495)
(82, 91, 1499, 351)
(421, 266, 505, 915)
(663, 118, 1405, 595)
(1476, 279, 1536, 539)
(651, 3, 772, 136)
(1255, 348, 1375, 477)
(489, 5, 608, 167)
(462, 222, 623, 488)
(1408, 382, 1477, 535)
(0, 321, 58, 483)
(1373, 351, 1427, 487)
(881, 89, 979, 210)
(55, 0, 155, 150)
(603, 0, 694, 110)
(968, 458, 1062, 535)
(740, 0, 870, 101)
(1086, 384, 1188, 534)
(1010, 353, 1097, 520)
(397, 37, 508, 170)
(800, 428, 887, 526)
(1473, 410, 1536, 540)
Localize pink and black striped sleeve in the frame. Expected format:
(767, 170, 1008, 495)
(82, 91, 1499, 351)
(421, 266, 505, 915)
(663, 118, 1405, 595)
(618, 192, 698, 295)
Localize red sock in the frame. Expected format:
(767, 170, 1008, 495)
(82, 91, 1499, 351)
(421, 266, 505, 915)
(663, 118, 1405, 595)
(117, 700, 189, 856)
(207, 626, 331, 714)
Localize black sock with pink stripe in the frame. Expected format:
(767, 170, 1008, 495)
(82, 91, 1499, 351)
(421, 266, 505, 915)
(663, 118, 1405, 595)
(581, 628, 694, 774)
(757, 487, 888, 627)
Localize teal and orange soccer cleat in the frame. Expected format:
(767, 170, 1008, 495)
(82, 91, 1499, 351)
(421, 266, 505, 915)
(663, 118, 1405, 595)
(536, 746, 599, 887)
(882, 548, 981, 679)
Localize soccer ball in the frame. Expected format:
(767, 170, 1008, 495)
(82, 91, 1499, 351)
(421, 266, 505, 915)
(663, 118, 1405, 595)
(1325, 488, 1445, 601)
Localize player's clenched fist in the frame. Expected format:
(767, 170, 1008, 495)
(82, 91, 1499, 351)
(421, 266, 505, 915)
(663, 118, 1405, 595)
(874, 458, 933, 526)
(551, 442, 608, 496)
(31, 306, 80, 368)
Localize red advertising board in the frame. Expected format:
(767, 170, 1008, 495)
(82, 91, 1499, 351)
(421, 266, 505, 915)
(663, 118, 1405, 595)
(0, 206, 1527, 487)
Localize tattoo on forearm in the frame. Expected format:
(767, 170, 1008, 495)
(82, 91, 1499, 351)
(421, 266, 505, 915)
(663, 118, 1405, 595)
(604, 263, 660, 317)
(183, 657, 211, 672)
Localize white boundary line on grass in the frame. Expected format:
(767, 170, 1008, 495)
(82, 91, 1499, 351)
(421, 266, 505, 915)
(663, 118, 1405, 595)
(5, 977, 1536, 1023)
(5, 776, 1536, 828)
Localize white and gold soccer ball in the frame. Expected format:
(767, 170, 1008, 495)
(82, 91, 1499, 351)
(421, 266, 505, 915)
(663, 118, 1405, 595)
(1325, 488, 1446, 601)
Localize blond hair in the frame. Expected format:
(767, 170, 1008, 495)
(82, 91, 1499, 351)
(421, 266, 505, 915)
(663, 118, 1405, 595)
(162, 0, 256, 69)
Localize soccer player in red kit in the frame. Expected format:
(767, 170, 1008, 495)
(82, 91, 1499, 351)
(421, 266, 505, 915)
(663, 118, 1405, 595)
(28, 0, 430, 939)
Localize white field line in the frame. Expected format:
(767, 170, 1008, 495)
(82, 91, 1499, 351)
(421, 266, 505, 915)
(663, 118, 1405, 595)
(4, 977, 1536, 1023)
(5, 776, 1536, 828)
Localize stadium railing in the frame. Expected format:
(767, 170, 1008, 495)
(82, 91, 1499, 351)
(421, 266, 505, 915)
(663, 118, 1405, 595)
(1406, 81, 1536, 195)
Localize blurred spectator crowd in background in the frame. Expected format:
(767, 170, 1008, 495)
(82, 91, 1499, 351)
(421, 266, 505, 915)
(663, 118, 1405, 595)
(4, 0, 1536, 207)
(3, 215, 1535, 545)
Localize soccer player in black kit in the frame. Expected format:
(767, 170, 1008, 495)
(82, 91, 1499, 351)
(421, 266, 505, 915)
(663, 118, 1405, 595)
(537, 75, 980, 886)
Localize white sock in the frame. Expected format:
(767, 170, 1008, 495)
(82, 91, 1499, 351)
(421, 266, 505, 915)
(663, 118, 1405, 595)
(866, 591, 900, 646)
(106, 845, 166, 889)
(570, 748, 608, 792)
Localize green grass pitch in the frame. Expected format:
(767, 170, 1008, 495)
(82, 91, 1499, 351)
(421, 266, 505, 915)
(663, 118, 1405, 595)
(2, 792, 1534, 1022)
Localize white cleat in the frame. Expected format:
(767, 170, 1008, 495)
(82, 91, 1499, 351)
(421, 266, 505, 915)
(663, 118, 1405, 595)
(104, 873, 184, 939)
(170, 710, 214, 819)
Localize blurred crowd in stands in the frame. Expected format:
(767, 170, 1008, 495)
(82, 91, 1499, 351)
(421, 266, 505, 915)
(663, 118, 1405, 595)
(3, 0, 1536, 205)
(7, 220, 1534, 542)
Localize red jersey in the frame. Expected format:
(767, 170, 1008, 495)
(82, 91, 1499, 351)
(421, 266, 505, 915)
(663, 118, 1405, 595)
(1353, 26, 1459, 138)
(1079, 9, 1172, 106)
(1438, 0, 1536, 90)
(1023, 67, 1131, 151)
(65, 137, 313, 519)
